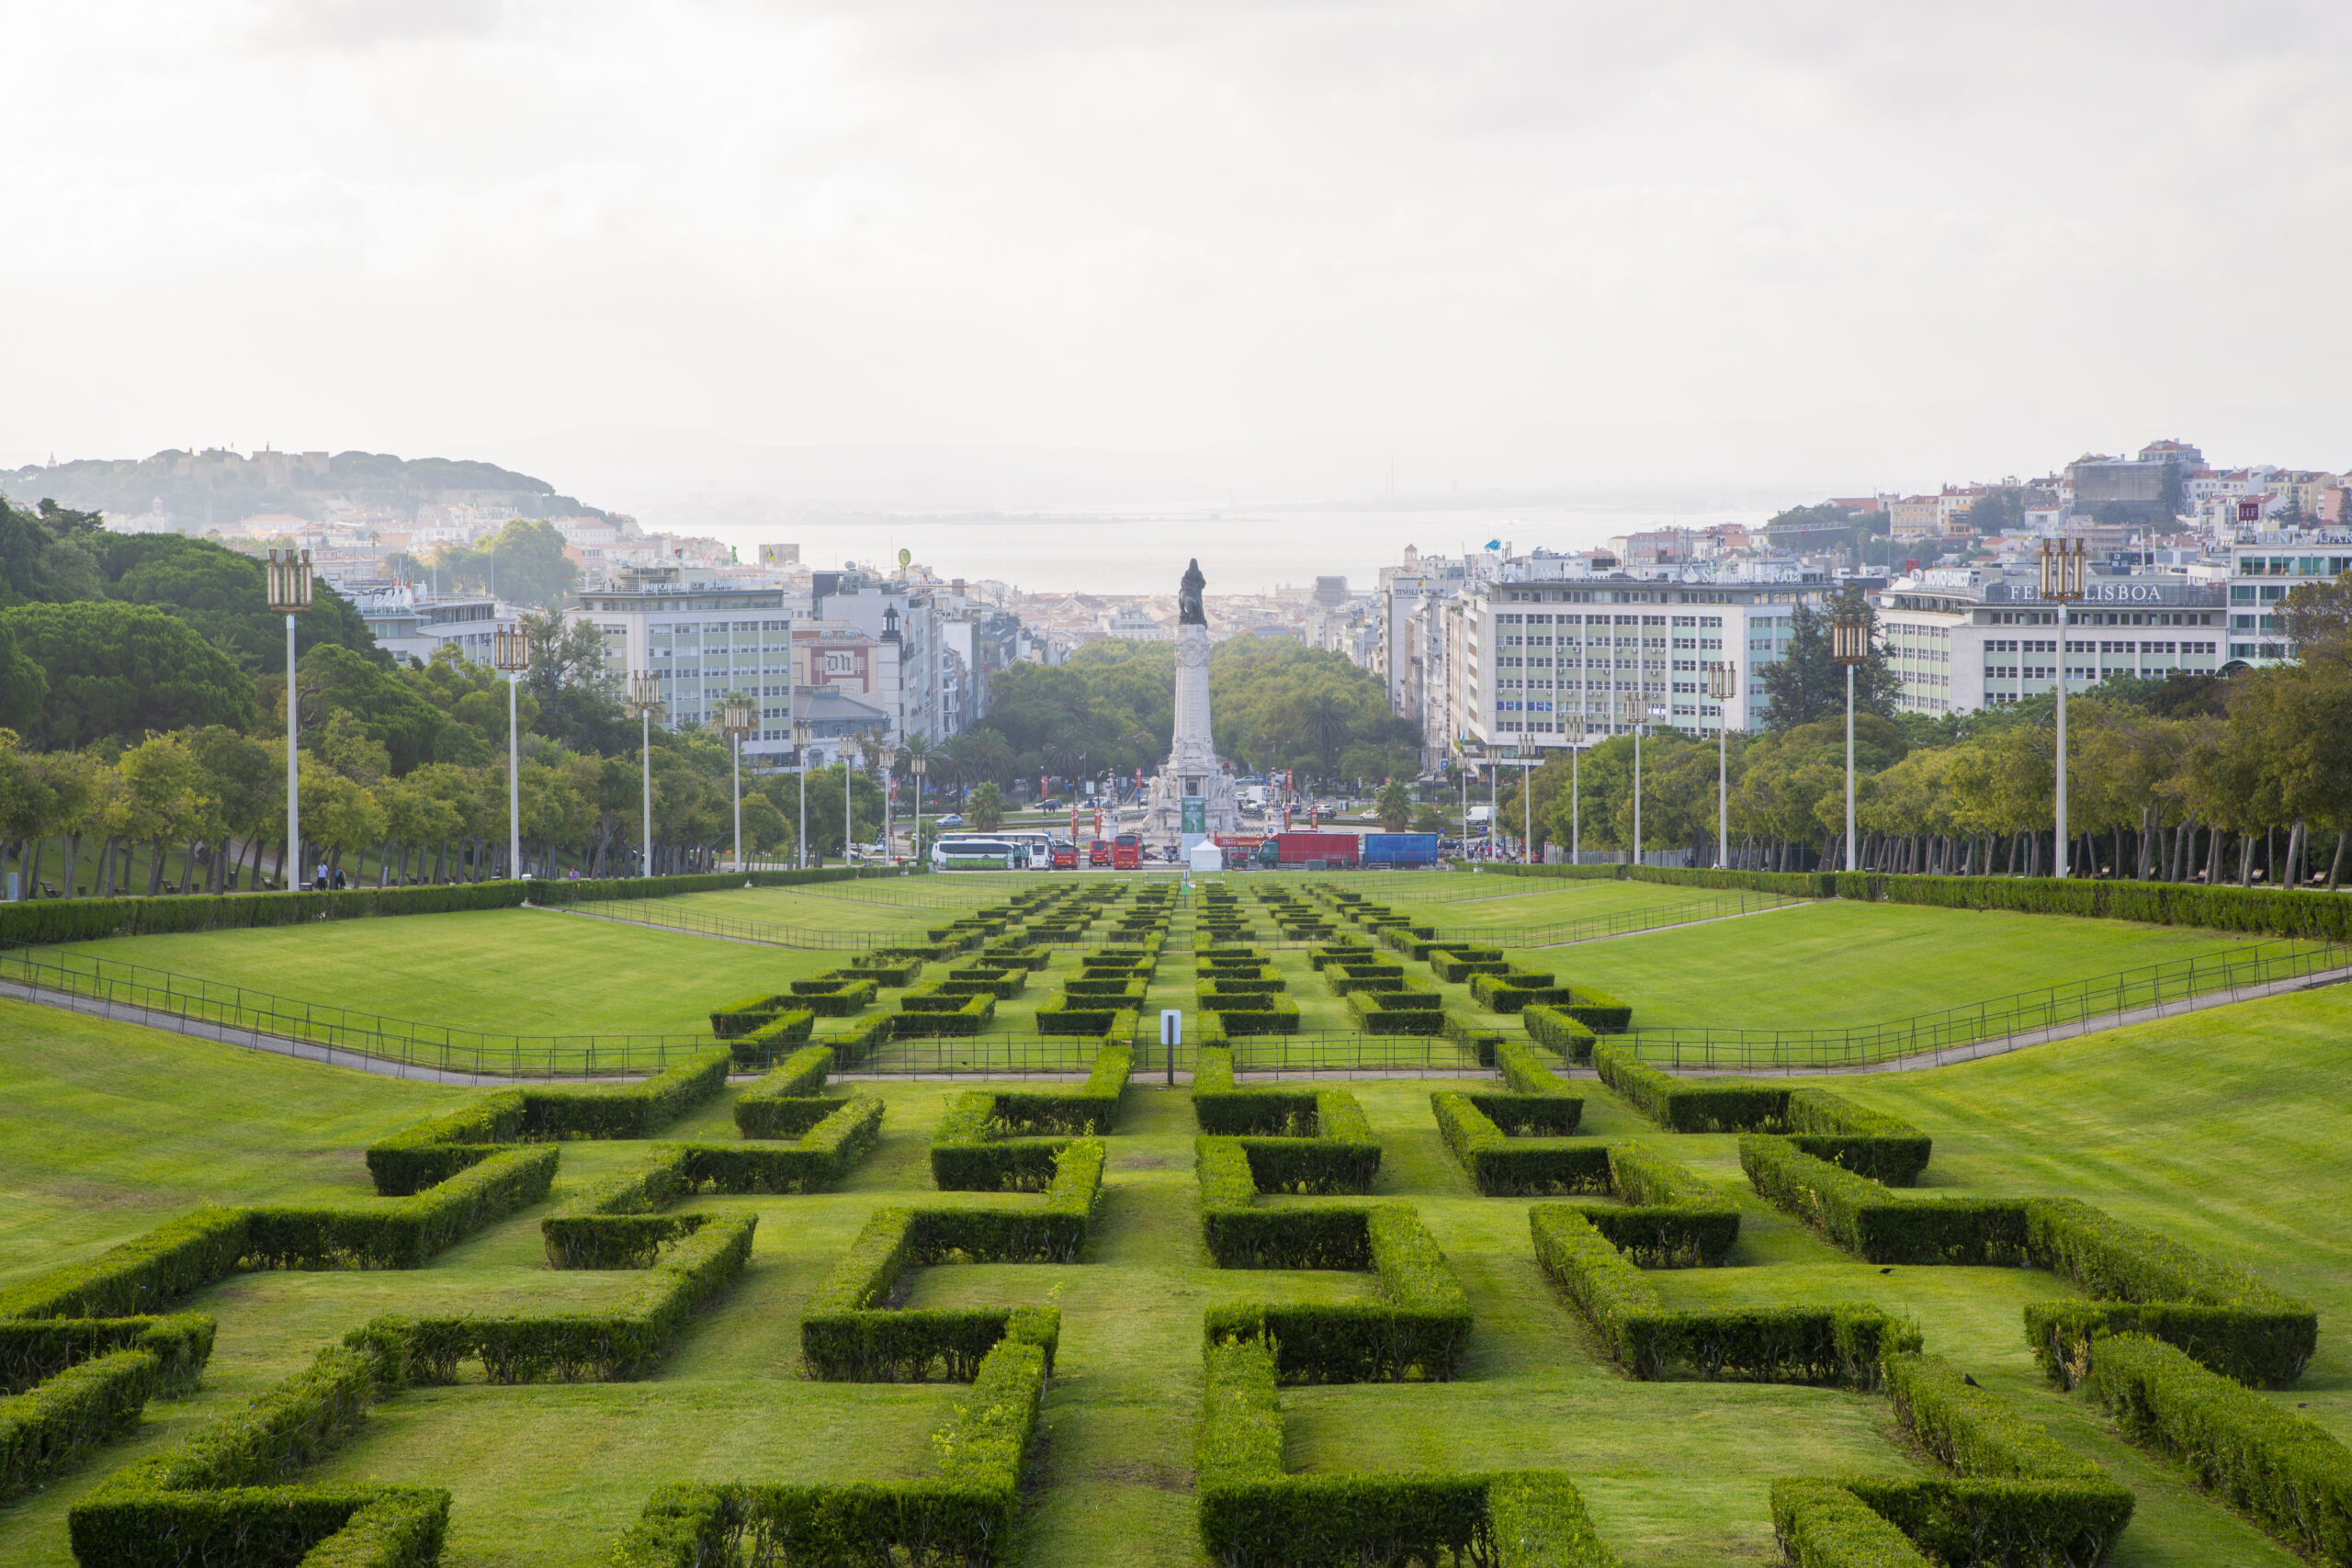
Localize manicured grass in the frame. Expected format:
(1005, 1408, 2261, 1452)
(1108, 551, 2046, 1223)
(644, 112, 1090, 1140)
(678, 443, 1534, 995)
(1473, 897, 2251, 1032)
(2, 908, 2345, 1565)
(46, 907, 849, 1039)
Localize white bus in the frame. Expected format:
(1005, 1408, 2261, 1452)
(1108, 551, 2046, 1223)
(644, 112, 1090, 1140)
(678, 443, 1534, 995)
(932, 836, 1027, 871)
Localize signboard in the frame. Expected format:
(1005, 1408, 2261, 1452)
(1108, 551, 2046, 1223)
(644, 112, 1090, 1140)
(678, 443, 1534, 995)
(898, 547, 912, 569)
(1181, 798, 1207, 834)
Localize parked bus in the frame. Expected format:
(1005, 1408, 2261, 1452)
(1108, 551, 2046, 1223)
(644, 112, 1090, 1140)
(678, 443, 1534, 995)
(1112, 832, 1144, 870)
(932, 836, 1025, 871)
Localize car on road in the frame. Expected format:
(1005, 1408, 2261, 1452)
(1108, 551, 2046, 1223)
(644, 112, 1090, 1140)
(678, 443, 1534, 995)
(938, 813, 965, 828)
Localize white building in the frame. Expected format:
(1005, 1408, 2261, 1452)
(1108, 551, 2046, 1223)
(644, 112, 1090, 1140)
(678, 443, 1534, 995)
(1872, 570, 2227, 714)
(568, 567, 797, 757)
(2223, 530, 2352, 667)
(346, 583, 514, 667)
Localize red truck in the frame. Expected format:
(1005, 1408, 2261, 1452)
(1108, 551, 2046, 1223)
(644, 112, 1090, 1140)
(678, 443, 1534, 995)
(1272, 831, 1360, 869)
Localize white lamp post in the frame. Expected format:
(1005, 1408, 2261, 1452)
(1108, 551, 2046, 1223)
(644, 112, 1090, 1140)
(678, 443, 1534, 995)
(1831, 611, 1870, 872)
(794, 717, 814, 870)
(628, 671, 661, 876)
(2041, 538, 2087, 877)
(1617, 690, 1647, 867)
(492, 625, 529, 879)
(721, 694, 753, 874)
(1708, 661, 1737, 868)
(910, 751, 929, 872)
(265, 548, 312, 889)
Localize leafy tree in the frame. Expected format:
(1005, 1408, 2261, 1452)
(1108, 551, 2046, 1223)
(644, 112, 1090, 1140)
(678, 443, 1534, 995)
(0, 600, 254, 747)
(300, 643, 445, 773)
(0, 616, 46, 732)
(2156, 458, 2186, 520)
(520, 607, 628, 752)
(1410, 804, 1448, 836)
(1758, 589, 1904, 728)
(2279, 570, 2352, 657)
(186, 725, 280, 890)
(1963, 489, 2023, 535)
(433, 519, 580, 608)
(967, 782, 1006, 831)
(1374, 779, 1413, 831)
(96, 534, 378, 673)
(0, 497, 105, 605)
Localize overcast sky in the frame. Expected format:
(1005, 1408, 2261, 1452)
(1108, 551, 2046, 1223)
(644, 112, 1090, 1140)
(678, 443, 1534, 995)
(6, 1, 2349, 502)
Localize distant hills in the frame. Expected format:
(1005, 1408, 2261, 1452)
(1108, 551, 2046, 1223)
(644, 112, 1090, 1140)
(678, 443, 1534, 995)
(0, 447, 614, 529)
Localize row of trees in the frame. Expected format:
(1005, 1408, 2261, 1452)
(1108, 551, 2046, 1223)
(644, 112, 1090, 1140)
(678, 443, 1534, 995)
(962, 636, 1420, 795)
(1496, 575, 2352, 887)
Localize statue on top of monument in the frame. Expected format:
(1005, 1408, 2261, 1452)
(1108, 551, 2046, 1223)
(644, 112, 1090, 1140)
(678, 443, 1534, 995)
(1179, 558, 1206, 626)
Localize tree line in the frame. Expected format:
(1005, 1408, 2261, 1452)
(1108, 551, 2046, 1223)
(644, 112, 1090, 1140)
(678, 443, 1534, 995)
(1496, 574, 2352, 888)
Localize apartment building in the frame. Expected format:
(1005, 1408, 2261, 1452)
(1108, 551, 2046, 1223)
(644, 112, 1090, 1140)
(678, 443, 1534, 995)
(1872, 570, 2226, 714)
(1421, 566, 1853, 759)
(2224, 530, 2352, 666)
(568, 566, 797, 758)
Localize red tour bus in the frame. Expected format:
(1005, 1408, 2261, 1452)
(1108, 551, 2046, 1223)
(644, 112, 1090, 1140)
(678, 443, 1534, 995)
(1112, 832, 1144, 870)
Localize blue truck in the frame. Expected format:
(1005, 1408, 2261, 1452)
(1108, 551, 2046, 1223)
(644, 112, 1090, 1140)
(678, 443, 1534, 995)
(1361, 832, 1440, 869)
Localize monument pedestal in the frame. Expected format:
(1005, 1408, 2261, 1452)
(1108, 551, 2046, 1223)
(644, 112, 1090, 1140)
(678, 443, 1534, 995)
(1141, 617, 1241, 848)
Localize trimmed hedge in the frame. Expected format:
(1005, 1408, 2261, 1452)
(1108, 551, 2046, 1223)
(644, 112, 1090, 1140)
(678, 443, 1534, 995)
(0, 1210, 251, 1322)
(67, 1337, 448, 1568)
(708, 992, 791, 1037)
(0, 1313, 215, 1398)
(1469, 968, 1576, 1013)
(929, 1049, 1132, 1190)
(1198, 1194, 1473, 1383)
(1531, 1205, 1913, 1385)
(1195, 1336, 1618, 1568)
(843, 953, 925, 985)
(1204, 994, 1303, 1037)
(611, 1332, 1047, 1568)
(798, 1145, 1101, 1381)
(682, 1103, 883, 1194)
(1430, 1091, 1602, 1197)
(356, 1217, 755, 1384)
(246, 1146, 560, 1270)
(2022, 1196, 2316, 1389)
(933, 966, 1024, 1000)
(1770, 1478, 1936, 1568)
(1572, 1145, 1741, 1269)
(1595, 1045, 1932, 1183)
(1740, 1140, 2024, 1266)
(1190, 1063, 1381, 1196)
(1497, 1036, 1577, 1095)
(1521, 1005, 1599, 1064)
(2086, 1332, 2352, 1562)
(890, 993, 996, 1036)
(729, 1008, 816, 1068)
(729, 1045, 836, 1136)
(540, 1149, 697, 1269)
(1429, 947, 1510, 983)
(0, 1348, 164, 1502)
(787, 973, 883, 1014)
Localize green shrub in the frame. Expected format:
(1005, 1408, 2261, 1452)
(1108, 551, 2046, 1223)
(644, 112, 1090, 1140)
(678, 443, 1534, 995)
(1555, 987, 1632, 1032)
(708, 992, 790, 1037)
(1595, 1048, 1932, 1183)
(246, 1146, 559, 1270)
(1530, 1206, 1911, 1386)
(2086, 1333, 2352, 1561)
(1521, 1006, 1599, 1063)
(0, 1210, 251, 1321)
(2022, 1197, 2316, 1389)
(823, 1012, 894, 1066)
(798, 1147, 1099, 1381)
(729, 1008, 816, 1067)
(360, 1217, 755, 1385)
(1740, 1139, 2025, 1266)
(361, 1093, 527, 1197)
(729, 1046, 835, 1135)
(676, 1103, 885, 1196)
(890, 993, 995, 1036)
(0, 1314, 215, 1398)
(518, 1048, 734, 1141)
(1430, 1091, 1604, 1197)
(66, 1338, 447, 1568)
(1871, 872, 2352, 943)
(0, 1348, 164, 1501)
(1769, 1479, 1937, 1568)
(1469, 968, 1577, 1013)
(1497, 1035, 1578, 1094)
(1194, 1336, 1615, 1568)
(1569, 1145, 1741, 1269)
(1430, 948, 1510, 983)
(1347, 989, 1446, 1034)
(929, 1051, 1130, 1190)
(613, 1334, 1048, 1568)
(1199, 1201, 1472, 1382)
(540, 1148, 696, 1269)
(843, 953, 924, 985)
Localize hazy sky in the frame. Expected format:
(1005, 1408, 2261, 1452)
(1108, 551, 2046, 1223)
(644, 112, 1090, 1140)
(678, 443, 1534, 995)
(6, 2, 2349, 501)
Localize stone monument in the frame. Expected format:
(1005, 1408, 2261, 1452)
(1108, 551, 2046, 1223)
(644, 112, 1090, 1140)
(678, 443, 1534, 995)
(1141, 558, 1242, 850)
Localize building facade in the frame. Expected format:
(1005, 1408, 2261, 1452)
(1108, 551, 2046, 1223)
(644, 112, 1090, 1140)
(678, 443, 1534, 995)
(1873, 570, 2226, 714)
(2224, 530, 2352, 666)
(568, 567, 797, 758)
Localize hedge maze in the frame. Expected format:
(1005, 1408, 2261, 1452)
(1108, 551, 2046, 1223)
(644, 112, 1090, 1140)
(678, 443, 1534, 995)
(16, 870, 2352, 1568)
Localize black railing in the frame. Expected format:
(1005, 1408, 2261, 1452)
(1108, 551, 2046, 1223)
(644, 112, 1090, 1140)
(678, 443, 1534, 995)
(1614, 938, 2352, 1072)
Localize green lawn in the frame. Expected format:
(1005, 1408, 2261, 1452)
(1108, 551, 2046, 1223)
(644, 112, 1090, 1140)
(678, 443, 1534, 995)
(45, 908, 851, 1039)
(2, 903, 2345, 1566)
(1489, 898, 2253, 1032)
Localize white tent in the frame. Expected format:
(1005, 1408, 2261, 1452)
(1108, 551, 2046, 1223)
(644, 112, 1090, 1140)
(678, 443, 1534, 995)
(1188, 840, 1226, 875)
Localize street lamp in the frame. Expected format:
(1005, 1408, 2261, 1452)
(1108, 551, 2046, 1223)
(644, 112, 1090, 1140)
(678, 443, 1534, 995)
(793, 717, 814, 870)
(265, 548, 312, 889)
(910, 750, 929, 872)
(1707, 661, 1738, 869)
(1568, 712, 1585, 865)
(2041, 538, 2088, 877)
(628, 671, 661, 876)
(1831, 610, 1870, 873)
(1616, 690, 1650, 867)
(720, 694, 753, 874)
(492, 625, 529, 879)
